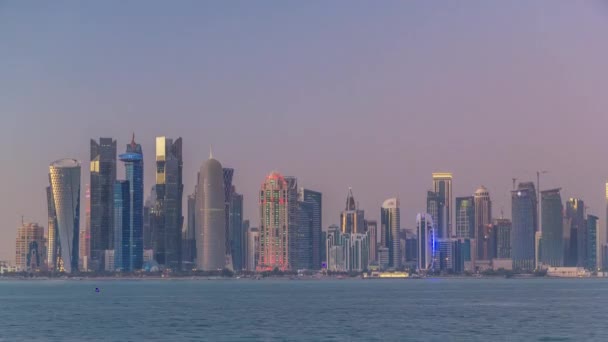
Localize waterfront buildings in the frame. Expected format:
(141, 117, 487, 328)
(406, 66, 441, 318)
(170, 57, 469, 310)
(540, 189, 564, 267)
(381, 198, 401, 269)
(46, 186, 58, 270)
(113, 136, 144, 271)
(79, 184, 90, 271)
(511, 182, 537, 271)
(196, 155, 226, 271)
(340, 188, 365, 234)
(152, 136, 183, 270)
(367, 220, 378, 263)
(432, 173, 452, 238)
(565, 198, 585, 267)
(295, 198, 313, 270)
(230, 189, 244, 270)
(15, 222, 46, 271)
(301, 189, 322, 269)
(258, 172, 297, 271)
(247, 227, 260, 271)
(455, 196, 475, 238)
(587, 214, 598, 271)
(90, 138, 116, 272)
(493, 218, 512, 259)
(416, 213, 435, 271)
(48, 159, 81, 273)
(474, 186, 492, 260)
(222, 168, 234, 269)
(325, 230, 369, 272)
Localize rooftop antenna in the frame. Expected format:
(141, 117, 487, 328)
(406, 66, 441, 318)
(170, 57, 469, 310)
(512, 178, 517, 190)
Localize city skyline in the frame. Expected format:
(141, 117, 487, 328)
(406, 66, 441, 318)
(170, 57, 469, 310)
(3, 1, 608, 261)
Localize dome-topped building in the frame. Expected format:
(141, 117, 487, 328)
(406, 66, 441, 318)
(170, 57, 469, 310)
(196, 154, 226, 271)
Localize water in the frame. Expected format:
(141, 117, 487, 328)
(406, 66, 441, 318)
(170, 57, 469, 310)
(1, 278, 607, 341)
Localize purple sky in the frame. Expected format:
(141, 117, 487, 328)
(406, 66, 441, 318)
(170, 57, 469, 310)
(2, 1, 608, 261)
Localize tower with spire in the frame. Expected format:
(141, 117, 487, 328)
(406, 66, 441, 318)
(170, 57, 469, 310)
(340, 188, 365, 234)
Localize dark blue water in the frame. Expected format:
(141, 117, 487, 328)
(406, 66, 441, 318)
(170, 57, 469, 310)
(0, 278, 607, 341)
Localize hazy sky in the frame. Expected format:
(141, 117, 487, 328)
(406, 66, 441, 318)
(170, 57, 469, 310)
(2, 1, 608, 261)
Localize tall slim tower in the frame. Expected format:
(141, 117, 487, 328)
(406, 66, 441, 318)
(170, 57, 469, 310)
(46, 185, 58, 271)
(381, 198, 401, 269)
(196, 155, 226, 271)
(115, 135, 144, 271)
(258, 172, 297, 271)
(301, 188, 322, 269)
(432, 173, 453, 238)
(153, 136, 183, 270)
(340, 188, 365, 234)
(455, 196, 475, 238)
(511, 182, 537, 271)
(229, 189, 244, 271)
(49, 159, 81, 273)
(222, 168, 234, 267)
(79, 184, 91, 271)
(90, 138, 116, 272)
(416, 213, 435, 271)
(540, 189, 564, 267)
(474, 186, 492, 260)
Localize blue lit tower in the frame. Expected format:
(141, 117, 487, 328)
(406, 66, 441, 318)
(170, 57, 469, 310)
(116, 134, 144, 271)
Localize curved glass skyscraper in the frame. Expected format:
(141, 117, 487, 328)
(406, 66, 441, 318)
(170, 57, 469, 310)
(196, 156, 226, 270)
(49, 159, 81, 273)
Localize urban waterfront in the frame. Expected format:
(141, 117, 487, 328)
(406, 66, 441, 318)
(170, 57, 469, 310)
(1, 278, 607, 341)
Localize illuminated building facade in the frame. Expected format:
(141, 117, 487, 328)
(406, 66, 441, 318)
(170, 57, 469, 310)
(432, 173, 452, 238)
(341, 188, 365, 234)
(455, 196, 475, 238)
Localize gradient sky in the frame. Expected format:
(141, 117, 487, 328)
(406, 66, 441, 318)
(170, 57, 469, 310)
(2, 1, 608, 261)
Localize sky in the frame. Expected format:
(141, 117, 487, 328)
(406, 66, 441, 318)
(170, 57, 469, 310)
(2, 1, 608, 261)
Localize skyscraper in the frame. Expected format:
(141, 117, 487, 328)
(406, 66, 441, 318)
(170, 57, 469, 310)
(366, 220, 378, 263)
(295, 199, 313, 270)
(426, 191, 446, 239)
(229, 189, 244, 271)
(432, 173, 452, 238)
(49, 159, 81, 273)
(540, 189, 564, 267)
(46, 186, 58, 271)
(258, 172, 297, 271)
(455, 196, 475, 238)
(196, 155, 226, 271)
(115, 135, 144, 271)
(90, 138, 116, 272)
(247, 227, 260, 271)
(493, 218, 512, 259)
(341, 188, 365, 234)
(301, 189, 322, 269)
(153, 136, 183, 270)
(15, 222, 46, 272)
(381, 198, 400, 269)
(474, 186, 492, 260)
(586, 214, 598, 271)
(565, 198, 585, 267)
(79, 184, 90, 271)
(183, 192, 196, 265)
(416, 213, 435, 271)
(511, 182, 537, 271)
(113, 180, 130, 271)
(143, 186, 155, 250)
(222, 168, 234, 268)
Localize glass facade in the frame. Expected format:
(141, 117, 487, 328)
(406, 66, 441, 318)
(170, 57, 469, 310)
(113, 180, 130, 271)
(586, 214, 598, 271)
(340, 188, 365, 234)
(474, 186, 492, 260)
(46, 185, 58, 271)
(493, 218, 512, 259)
(89, 138, 116, 272)
(426, 191, 446, 239)
(381, 198, 400, 269)
(432, 173, 452, 238)
(565, 198, 586, 267)
(301, 189, 322, 269)
(455, 196, 475, 238)
(49, 159, 81, 273)
(230, 190, 244, 270)
(153, 137, 183, 270)
(540, 189, 564, 267)
(416, 213, 434, 271)
(511, 182, 537, 271)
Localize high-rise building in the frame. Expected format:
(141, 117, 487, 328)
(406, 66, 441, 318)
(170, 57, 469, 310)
(493, 218, 512, 259)
(15, 222, 46, 272)
(46, 186, 58, 271)
(183, 192, 196, 265)
(113, 180, 130, 271)
(247, 227, 260, 271)
(416, 213, 435, 271)
(540, 189, 563, 267)
(114, 135, 144, 271)
(565, 198, 585, 267)
(474, 186, 492, 260)
(295, 199, 313, 270)
(49, 159, 81, 273)
(258, 172, 297, 271)
(153, 136, 183, 270)
(325, 229, 369, 272)
(90, 138, 116, 272)
(229, 189, 244, 271)
(340, 188, 365, 234)
(366, 220, 378, 263)
(222, 168, 234, 268)
(455, 196, 475, 238)
(79, 184, 90, 271)
(143, 186, 155, 250)
(586, 214, 598, 271)
(381, 198, 401, 269)
(432, 173, 453, 238)
(426, 191, 446, 239)
(301, 189, 322, 269)
(241, 220, 250, 270)
(511, 182, 537, 271)
(196, 155, 226, 271)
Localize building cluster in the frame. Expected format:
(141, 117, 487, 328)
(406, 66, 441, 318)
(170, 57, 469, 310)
(10, 138, 608, 275)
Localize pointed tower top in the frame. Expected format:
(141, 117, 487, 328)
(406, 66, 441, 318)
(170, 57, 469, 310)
(130, 132, 136, 148)
(346, 188, 356, 211)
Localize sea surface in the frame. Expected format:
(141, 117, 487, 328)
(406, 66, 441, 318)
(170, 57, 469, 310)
(0, 278, 607, 341)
